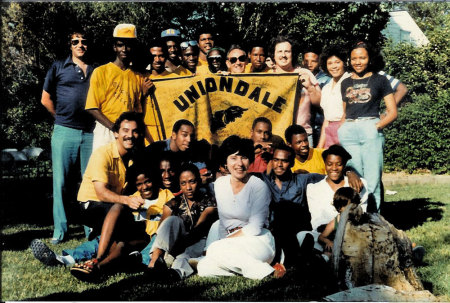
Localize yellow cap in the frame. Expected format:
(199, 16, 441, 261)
(113, 24, 137, 39)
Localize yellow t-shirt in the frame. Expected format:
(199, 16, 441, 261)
(291, 148, 326, 174)
(85, 62, 144, 123)
(197, 58, 208, 67)
(173, 65, 193, 76)
(195, 64, 210, 75)
(245, 63, 271, 73)
(145, 189, 175, 236)
(77, 141, 131, 202)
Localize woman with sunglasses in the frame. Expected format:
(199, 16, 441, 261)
(197, 135, 280, 280)
(316, 45, 351, 149)
(338, 41, 397, 211)
(206, 47, 227, 73)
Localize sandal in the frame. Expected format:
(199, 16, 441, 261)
(70, 258, 100, 282)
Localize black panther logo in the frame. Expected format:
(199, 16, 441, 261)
(210, 106, 248, 133)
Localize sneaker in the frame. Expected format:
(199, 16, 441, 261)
(30, 239, 61, 266)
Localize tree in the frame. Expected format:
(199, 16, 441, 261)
(1, 2, 390, 150)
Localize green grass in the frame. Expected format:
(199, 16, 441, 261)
(1, 179, 449, 301)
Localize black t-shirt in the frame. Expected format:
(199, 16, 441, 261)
(341, 73, 393, 120)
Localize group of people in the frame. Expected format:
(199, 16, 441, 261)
(31, 22, 409, 282)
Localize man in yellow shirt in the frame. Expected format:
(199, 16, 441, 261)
(161, 28, 182, 73)
(85, 24, 152, 151)
(196, 29, 215, 68)
(77, 111, 146, 239)
(285, 124, 326, 174)
(245, 42, 271, 73)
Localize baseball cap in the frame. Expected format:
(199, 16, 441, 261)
(161, 28, 181, 38)
(113, 24, 137, 39)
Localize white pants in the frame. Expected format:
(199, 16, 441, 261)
(93, 121, 115, 152)
(151, 216, 205, 278)
(197, 228, 275, 280)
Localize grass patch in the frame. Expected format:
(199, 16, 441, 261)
(1, 179, 449, 301)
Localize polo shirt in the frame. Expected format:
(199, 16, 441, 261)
(291, 148, 326, 174)
(43, 56, 95, 130)
(78, 141, 131, 202)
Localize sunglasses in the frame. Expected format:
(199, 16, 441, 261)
(180, 40, 198, 50)
(208, 55, 222, 61)
(71, 39, 88, 46)
(228, 55, 246, 64)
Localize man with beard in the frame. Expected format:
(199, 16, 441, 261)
(161, 28, 182, 73)
(85, 24, 152, 151)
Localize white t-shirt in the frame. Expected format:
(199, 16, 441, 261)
(214, 175, 271, 239)
(306, 176, 368, 231)
(320, 72, 351, 122)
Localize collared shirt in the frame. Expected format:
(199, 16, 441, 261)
(77, 141, 131, 202)
(43, 55, 95, 130)
(315, 70, 332, 89)
(258, 171, 324, 209)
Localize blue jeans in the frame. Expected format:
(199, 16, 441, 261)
(62, 236, 100, 262)
(51, 124, 93, 240)
(338, 118, 384, 211)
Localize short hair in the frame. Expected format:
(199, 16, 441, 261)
(284, 124, 307, 143)
(219, 135, 255, 166)
(68, 30, 86, 47)
(248, 41, 267, 53)
(149, 40, 169, 56)
(322, 144, 352, 165)
(172, 119, 194, 134)
(252, 117, 272, 131)
(348, 40, 385, 73)
(273, 35, 299, 66)
(273, 144, 296, 167)
(303, 44, 322, 57)
(227, 44, 246, 58)
(320, 45, 348, 76)
(112, 111, 145, 136)
(333, 187, 360, 211)
(196, 28, 214, 40)
(178, 162, 201, 184)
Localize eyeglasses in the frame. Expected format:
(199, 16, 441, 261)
(208, 55, 222, 61)
(71, 39, 88, 46)
(180, 40, 198, 50)
(228, 55, 246, 64)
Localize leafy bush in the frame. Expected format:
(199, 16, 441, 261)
(383, 8, 449, 173)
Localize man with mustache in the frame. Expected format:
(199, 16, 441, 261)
(85, 24, 152, 151)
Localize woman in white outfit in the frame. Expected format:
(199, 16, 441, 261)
(197, 135, 277, 280)
(317, 45, 351, 149)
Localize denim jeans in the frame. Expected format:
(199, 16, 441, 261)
(51, 124, 93, 240)
(338, 118, 384, 211)
(62, 236, 100, 262)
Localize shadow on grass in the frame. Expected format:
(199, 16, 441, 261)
(29, 256, 339, 301)
(381, 198, 444, 230)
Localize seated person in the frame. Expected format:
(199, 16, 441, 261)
(248, 117, 273, 173)
(197, 136, 282, 280)
(297, 145, 368, 253)
(285, 124, 325, 174)
(146, 163, 217, 280)
(30, 158, 176, 268)
(318, 187, 360, 258)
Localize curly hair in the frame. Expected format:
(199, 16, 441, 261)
(319, 45, 348, 76)
(348, 41, 385, 73)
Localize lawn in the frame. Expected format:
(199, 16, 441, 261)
(1, 177, 449, 301)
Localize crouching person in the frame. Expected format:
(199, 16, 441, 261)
(146, 163, 217, 281)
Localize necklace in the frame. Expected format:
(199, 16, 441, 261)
(352, 74, 372, 88)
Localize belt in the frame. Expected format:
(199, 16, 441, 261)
(345, 117, 377, 122)
(227, 226, 242, 234)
